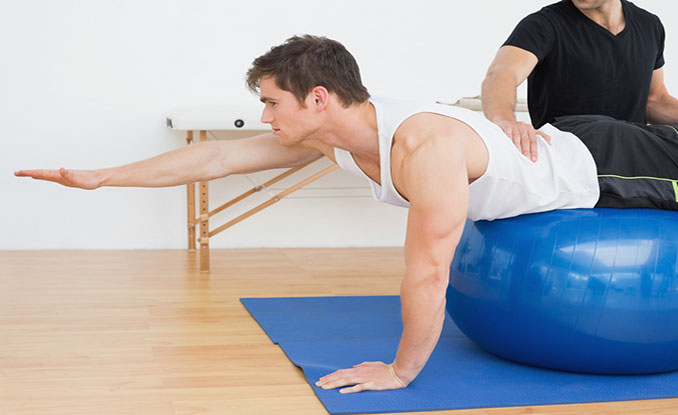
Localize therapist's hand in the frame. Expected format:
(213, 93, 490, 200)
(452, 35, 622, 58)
(315, 361, 408, 394)
(494, 120, 551, 162)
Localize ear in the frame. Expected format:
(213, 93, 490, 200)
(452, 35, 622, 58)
(309, 86, 330, 112)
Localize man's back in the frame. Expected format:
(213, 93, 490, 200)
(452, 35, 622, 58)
(333, 97, 600, 220)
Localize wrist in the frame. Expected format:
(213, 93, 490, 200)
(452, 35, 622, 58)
(491, 117, 516, 124)
(391, 361, 419, 386)
(92, 169, 109, 188)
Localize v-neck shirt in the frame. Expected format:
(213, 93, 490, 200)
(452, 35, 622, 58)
(504, 0, 665, 128)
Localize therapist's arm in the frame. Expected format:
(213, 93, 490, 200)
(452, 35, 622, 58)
(646, 68, 678, 125)
(482, 45, 550, 161)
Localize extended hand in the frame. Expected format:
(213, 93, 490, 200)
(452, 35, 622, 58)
(315, 361, 408, 394)
(494, 120, 551, 162)
(14, 168, 101, 190)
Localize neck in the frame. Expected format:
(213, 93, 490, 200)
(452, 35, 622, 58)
(577, 0, 625, 33)
(316, 100, 380, 162)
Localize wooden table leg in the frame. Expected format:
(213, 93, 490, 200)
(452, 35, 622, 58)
(198, 130, 210, 273)
(186, 131, 196, 252)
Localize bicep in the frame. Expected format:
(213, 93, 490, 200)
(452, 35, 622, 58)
(486, 45, 539, 86)
(217, 133, 323, 175)
(399, 139, 469, 276)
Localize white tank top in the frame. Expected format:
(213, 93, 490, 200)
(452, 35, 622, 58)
(333, 97, 600, 221)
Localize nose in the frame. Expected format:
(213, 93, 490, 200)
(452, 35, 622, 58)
(261, 107, 273, 124)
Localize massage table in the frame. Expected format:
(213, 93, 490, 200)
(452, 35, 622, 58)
(166, 105, 338, 272)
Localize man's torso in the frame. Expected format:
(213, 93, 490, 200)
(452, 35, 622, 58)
(504, 0, 664, 127)
(331, 97, 600, 220)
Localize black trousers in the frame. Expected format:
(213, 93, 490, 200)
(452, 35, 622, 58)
(552, 115, 678, 211)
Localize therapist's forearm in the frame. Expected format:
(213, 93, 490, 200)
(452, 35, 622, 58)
(647, 93, 678, 125)
(481, 71, 519, 123)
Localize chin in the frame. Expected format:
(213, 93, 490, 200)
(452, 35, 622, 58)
(278, 136, 296, 147)
(572, 0, 607, 9)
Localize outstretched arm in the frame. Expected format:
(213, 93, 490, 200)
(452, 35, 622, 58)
(646, 68, 678, 125)
(481, 45, 550, 161)
(15, 133, 323, 189)
(315, 134, 468, 393)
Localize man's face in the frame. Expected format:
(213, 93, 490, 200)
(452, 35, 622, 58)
(571, 0, 611, 11)
(259, 76, 320, 146)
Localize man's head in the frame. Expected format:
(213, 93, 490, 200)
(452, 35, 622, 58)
(246, 35, 370, 108)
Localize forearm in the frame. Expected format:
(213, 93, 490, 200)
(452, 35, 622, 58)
(481, 71, 518, 123)
(647, 93, 678, 125)
(96, 141, 226, 188)
(393, 266, 448, 383)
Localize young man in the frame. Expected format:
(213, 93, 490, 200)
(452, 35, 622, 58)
(15, 35, 678, 393)
(482, 0, 678, 162)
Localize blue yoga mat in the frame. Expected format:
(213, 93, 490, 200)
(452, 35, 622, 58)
(241, 296, 678, 414)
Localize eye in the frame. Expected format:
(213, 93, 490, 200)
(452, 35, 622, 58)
(269, 102, 277, 107)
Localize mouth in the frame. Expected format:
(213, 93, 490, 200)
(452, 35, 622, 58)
(272, 128, 280, 135)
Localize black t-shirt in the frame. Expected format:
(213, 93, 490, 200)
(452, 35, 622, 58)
(504, 0, 665, 128)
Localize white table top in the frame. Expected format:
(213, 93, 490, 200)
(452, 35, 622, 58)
(166, 105, 270, 131)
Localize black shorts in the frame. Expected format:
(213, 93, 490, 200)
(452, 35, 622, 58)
(552, 115, 678, 210)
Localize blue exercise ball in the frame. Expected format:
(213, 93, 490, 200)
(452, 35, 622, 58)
(447, 208, 678, 375)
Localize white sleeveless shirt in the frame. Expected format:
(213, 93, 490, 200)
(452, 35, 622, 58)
(333, 97, 599, 221)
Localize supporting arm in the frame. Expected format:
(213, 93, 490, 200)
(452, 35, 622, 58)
(315, 132, 468, 393)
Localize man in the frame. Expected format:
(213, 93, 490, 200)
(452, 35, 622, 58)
(15, 35, 678, 393)
(482, 0, 678, 162)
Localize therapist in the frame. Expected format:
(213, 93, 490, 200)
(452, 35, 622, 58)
(481, 0, 678, 161)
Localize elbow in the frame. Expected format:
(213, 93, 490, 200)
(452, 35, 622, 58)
(647, 93, 662, 108)
(213, 145, 236, 178)
(480, 71, 497, 95)
(645, 96, 662, 124)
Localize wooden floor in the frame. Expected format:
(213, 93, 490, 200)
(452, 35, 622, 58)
(1, 249, 676, 415)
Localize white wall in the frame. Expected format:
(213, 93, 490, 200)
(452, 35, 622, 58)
(2, 0, 676, 249)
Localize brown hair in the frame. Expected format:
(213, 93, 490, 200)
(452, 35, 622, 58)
(246, 35, 370, 107)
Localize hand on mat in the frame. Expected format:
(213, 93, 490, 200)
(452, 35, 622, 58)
(14, 168, 101, 190)
(494, 120, 551, 162)
(315, 361, 408, 394)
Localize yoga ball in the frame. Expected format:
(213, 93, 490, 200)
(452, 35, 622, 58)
(447, 208, 678, 375)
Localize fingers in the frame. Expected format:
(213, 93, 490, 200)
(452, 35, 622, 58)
(529, 131, 538, 163)
(496, 121, 543, 162)
(521, 127, 535, 161)
(14, 169, 51, 180)
(315, 361, 407, 394)
(537, 130, 552, 145)
(499, 124, 519, 151)
(316, 369, 359, 390)
(340, 383, 372, 394)
(14, 169, 39, 177)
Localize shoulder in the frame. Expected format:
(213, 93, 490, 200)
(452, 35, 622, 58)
(391, 113, 470, 186)
(624, 1, 664, 39)
(504, 3, 567, 56)
(394, 113, 469, 152)
(517, 2, 570, 26)
(374, 97, 475, 156)
(624, 0, 662, 25)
